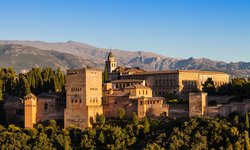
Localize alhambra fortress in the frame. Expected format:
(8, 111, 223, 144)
(3, 51, 250, 128)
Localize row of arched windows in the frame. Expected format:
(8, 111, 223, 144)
(111, 63, 116, 68)
(139, 90, 148, 95)
(155, 79, 178, 86)
(139, 100, 160, 105)
(71, 99, 82, 103)
(90, 97, 98, 103)
(71, 87, 82, 92)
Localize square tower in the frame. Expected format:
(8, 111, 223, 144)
(189, 92, 207, 117)
(64, 68, 103, 128)
(24, 93, 37, 128)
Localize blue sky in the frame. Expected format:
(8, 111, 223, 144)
(0, 0, 249, 62)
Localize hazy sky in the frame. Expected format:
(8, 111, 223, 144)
(0, 0, 249, 62)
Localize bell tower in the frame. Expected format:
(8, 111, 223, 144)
(105, 50, 117, 73)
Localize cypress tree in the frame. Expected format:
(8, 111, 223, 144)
(0, 79, 3, 101)
(245, 130, 250, 150)
(103, 67, 108, 83)
(52, 76, 58, 92)
(18, 75, 30, 97)
(0, 79, 5, 124)
(246, 112, 250, 129)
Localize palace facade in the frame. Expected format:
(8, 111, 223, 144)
(105, 51, 230, 96)
(3, 51, 237, 129)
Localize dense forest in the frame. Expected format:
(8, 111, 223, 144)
(0, 67, 65, 99)
(0, 112, 250, 150)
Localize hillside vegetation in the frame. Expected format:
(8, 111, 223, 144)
(0, 114, 250, 150)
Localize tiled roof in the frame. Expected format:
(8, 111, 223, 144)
(37, 93, 62, 98)
(113, 66, 146, 74)
(124, 84, 150, 89)
(24, 93, 36, 99)
(122, 70, 229, 76)
(111, 79, 144, 83)
(110, 92, 130, 97)
(108, 51, 114, 58)
(4, 94, 21, 102)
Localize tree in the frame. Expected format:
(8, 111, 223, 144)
(33, 133, 55, 149)
(246, 113, 249, 129)
(23, 128, 38, 138)
(245, 131, 250, 150)
(117, 108, 126, 119)
(64, 134, 71, 150)
(143, 117, 150, 134)
(3, 69, 17, 96)
(96, 114, 106, 126)
(52, 76, 58, 92)
(62, 129, 71, 150)
(80, 134, 95, 150)
(233, 115, 239, 126)
(0, 79, 3, 101)
(217, 84, 230, 95)
(202, 78, 216, 95)
(0, 79, 5, 124)
(98, 131, 105, 144)
(132, 112, 139, 126)
(49, 119, 57, 129)
(103, 67, 108, 83)
(18, 74, 30, 97)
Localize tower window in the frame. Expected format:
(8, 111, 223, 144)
(44, 103, 48, 110)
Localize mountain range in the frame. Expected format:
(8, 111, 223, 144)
(0, 40, 249, 76)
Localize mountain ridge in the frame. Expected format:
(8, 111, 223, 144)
(0, 44, 102, 73)
(0, 40, 249, 76)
